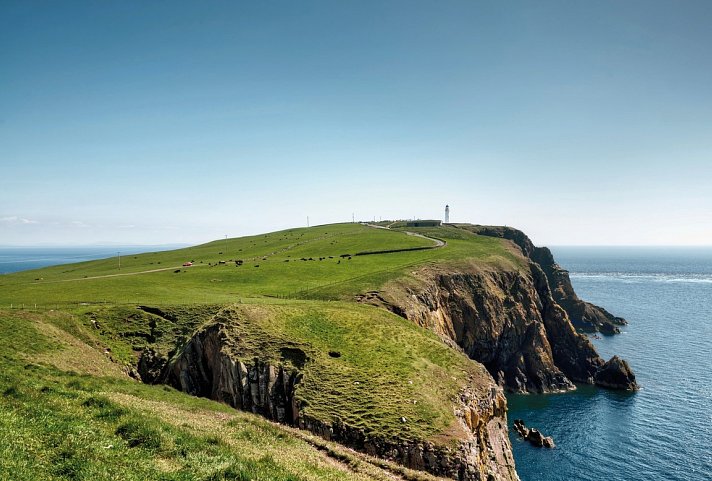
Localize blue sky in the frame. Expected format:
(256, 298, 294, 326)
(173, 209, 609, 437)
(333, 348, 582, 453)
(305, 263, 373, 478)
(2, 1, 711, 246)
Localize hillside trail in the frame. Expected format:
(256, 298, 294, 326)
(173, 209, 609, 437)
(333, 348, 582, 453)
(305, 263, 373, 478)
(24, 231, 346, 285)
(23, 226, 444, 286)
(32, 265, 204, 284)
(363, 223, 446, 248)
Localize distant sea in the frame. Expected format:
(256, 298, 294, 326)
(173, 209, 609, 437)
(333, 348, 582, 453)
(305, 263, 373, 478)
(508, 246, 712, 481)
(0, 246, 185, 275)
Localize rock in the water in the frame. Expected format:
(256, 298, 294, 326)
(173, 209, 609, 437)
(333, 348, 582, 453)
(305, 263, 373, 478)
(526, 429, 545, 447)
(594, 355, 638, 391)
(513, 419, 555, 448)
(513, 419, 529, 438)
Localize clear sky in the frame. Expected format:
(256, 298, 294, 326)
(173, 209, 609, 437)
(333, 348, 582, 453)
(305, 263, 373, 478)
(2, 1, 711, 246)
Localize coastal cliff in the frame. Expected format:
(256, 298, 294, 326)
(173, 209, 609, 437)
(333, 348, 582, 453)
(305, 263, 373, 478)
(465, 225, 626, 334)
(132, 223, 634, 480)
(363, 225, 636, 393)
(140, 306, 520, 481)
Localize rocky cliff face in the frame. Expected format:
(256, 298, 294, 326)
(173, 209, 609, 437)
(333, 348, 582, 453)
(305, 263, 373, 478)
(465, 225, 626, 334)
(141, 320, 519, 481)
(162, 323, 301, 424)
(367, 228, 637, 393)
(299, 383, 518, 481)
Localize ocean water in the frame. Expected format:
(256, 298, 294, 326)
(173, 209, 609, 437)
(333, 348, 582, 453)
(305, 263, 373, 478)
(508, 247, 712, 481)
(0, 246, 182, 275)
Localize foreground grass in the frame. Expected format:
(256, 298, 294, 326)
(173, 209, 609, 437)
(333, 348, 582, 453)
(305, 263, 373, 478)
(0, 223, 520, 480)
(47, 299, 490, 445)
(0, 310, 449, 481)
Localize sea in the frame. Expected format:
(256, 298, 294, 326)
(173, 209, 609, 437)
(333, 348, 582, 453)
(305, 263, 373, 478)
(508, 246, 712, 481)
(1, 246, 710, 479)
(0, 246, 183, 275)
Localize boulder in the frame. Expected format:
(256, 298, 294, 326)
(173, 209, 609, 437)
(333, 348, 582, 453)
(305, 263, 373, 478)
(526, 429, 545, 447)
(513, 419, 555, 448)
(594, 355, 638, 391)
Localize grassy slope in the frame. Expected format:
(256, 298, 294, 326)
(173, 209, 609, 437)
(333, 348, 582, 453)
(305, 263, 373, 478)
(1, 310, 454, 481)
(0, 223, 521, 306)
(0, 223, 522, 479)
(209, 303, 492, 442)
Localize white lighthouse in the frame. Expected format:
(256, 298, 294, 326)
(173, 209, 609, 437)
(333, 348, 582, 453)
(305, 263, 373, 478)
(445, 204, 450, 223)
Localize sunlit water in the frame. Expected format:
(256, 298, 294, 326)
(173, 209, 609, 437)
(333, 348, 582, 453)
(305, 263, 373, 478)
(0, 246, 183, 274)
(508, 247, 712, 481)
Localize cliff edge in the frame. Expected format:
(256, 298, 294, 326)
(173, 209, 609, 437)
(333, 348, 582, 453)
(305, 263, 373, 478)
(465, 225, 626, 334)
(364, 224, 637, 394)
(140, 304, 519, 481)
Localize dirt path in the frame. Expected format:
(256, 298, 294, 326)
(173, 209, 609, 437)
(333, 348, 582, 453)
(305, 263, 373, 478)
(21, 264, 207, 285)
(403, 230, 446, 247)
(364, 223, 446, 249)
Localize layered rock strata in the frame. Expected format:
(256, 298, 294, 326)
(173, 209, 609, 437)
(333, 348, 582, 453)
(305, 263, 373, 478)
(465, 225, 626, 334)
(512, 419, 554, 448)
(369, 228, 637, 393)
(142, 321, 519, 481)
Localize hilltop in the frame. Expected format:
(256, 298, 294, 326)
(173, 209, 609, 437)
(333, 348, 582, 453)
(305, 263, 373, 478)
(0, 222, 636, 481)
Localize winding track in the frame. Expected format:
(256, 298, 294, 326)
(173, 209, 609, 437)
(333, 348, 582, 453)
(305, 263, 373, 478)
(18, 224, 446, 286)
(364, 223, 446, 249)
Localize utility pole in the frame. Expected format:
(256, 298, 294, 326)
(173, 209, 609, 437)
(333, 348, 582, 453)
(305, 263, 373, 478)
(307, 216, 310, 227)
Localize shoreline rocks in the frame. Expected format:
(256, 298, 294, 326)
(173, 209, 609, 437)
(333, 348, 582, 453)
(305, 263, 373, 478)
(594, 355, 639, 390)
(513, 419, 555, 448)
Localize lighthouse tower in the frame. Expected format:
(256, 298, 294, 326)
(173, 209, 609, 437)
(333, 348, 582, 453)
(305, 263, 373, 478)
(445, 204, 450, 223)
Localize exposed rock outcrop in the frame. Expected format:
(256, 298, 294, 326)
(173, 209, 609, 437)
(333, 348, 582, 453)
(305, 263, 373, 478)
(146, 320, 519, 481)
(375, 264, 598, 393)
(299, 385, 518, 481)
(369, 226, 637, 393)
(464, 225, 626, 334)
(375, 267, 574, 393)
(593, 355, 638, 390)
(165, 323, 301, 423)
(512, 419, 554, 448)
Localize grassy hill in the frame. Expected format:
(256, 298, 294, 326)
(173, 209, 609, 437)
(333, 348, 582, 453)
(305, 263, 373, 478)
(0, 223, 520, 306)
(0, 309, 457, 481)
(0, 223, 521, 481)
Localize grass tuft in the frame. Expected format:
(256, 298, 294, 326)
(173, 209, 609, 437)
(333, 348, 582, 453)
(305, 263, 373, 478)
(115, 418, 163, 450)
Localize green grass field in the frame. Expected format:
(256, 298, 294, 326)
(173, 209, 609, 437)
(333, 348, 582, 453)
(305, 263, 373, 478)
(0, 223, 520, 306)
(0, 310, 453, 481)
(0, 222, 520, 480)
